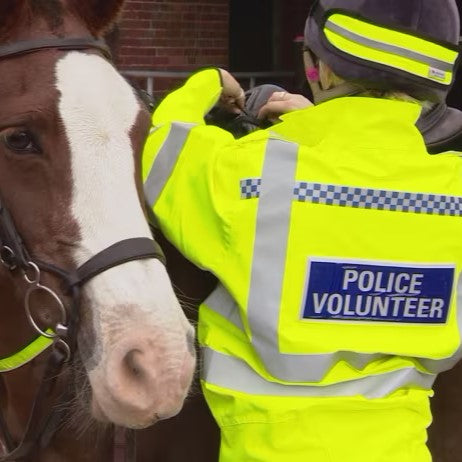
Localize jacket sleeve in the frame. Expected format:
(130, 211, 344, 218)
(142, 68, 233, 272)
(152, 68, 223, 125)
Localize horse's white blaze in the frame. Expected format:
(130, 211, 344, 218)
(55, 53, 189, 366)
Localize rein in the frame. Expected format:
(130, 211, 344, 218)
(0, 37, 157, 462)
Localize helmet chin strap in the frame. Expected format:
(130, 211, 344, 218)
(303, 49, 363, 104)
(312, 81, 364, 104)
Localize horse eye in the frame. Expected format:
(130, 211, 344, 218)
(3, 130, 41, 154)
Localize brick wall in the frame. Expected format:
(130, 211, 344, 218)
(113, 0, 229, 96)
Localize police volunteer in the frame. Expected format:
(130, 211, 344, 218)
(309, 267, 446, 321)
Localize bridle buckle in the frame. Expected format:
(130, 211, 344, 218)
(0, 246, 16, 270)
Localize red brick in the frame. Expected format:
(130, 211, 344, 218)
(115, 0, 229, 79)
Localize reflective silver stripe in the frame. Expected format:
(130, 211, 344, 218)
(246, 139, 364, 382)
(247, 139, 305, 380)
(144, 122, 196, 206)
(420, 271, 462, 373)
(204, 284, 245, 331)
(203, 287, 393, 377)
(246, 139, 371, 382)
(202, 347, 436, 398)
(326, 20, 454, 72)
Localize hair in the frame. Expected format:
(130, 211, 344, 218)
(319, 60, 432, 108)
(358, 90, 432, 109)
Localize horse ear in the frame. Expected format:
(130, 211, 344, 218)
(0, 1, 26, 38)
(70, 0, 126, 36)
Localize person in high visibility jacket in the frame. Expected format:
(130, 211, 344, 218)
(142, 0, 462, 460)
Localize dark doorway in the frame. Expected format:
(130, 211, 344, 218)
(229, 0, 274, 72)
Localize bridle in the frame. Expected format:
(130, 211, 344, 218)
(0, 37, 162, 461)
(0, 36, 112, 60)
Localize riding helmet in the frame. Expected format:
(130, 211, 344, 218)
(304, 0, 461, 102)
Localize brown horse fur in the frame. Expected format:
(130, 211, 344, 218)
(0, 11, 78, 452)
(69, 0, 126, 36)
(0, 0, 159, 460)
(0, 0, 125, 41)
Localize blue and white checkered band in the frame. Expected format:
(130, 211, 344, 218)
(240, 178, 462, 216)
(240, 178, 262, 199)
(295, 182, 462, 216)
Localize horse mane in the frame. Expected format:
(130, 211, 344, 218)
(0, 0, 125, 39)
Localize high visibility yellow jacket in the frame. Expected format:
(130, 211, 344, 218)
(143, 68, 462, 398)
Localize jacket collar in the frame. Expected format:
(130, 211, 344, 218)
(272, 97, 423, 148)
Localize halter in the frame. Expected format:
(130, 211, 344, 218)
(0, 37, 159, 461)
(0, 37, 112, 60)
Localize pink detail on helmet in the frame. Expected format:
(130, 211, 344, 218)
(306, 67, 319, 82)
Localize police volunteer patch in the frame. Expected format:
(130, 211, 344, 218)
(302, 259, 454, 323)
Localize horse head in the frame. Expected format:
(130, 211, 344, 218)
(0, 0, 195, 434)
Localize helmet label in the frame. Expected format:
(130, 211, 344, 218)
(429, 67, 447, 81)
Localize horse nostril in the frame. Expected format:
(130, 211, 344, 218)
(123, 349, 145, 380)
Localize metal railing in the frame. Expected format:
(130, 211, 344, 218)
(120, 69, 295, 96)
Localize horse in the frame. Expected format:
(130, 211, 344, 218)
(0, 0, 196, 460)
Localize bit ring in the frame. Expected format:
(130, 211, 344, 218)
(25, 284, 67, 339)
